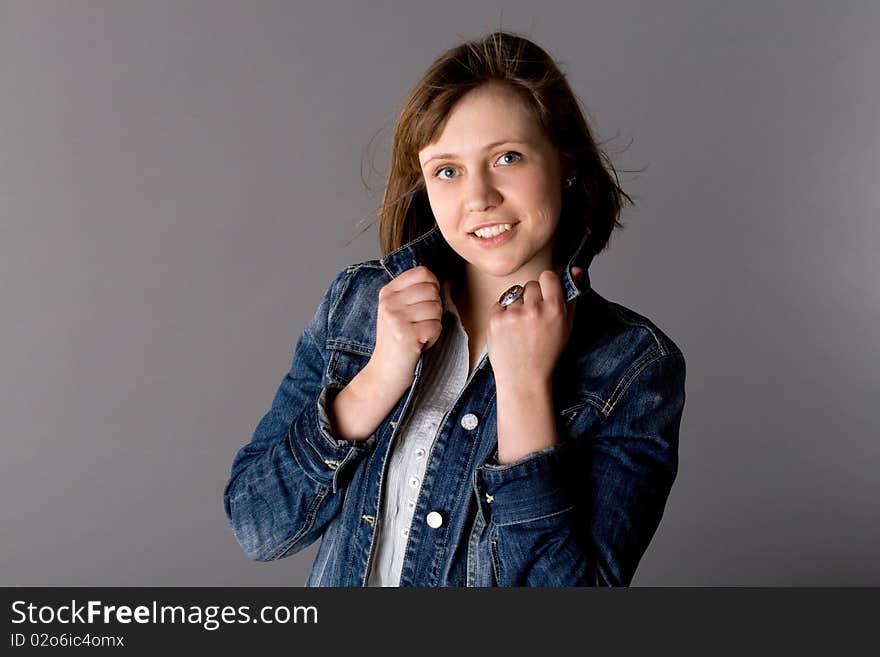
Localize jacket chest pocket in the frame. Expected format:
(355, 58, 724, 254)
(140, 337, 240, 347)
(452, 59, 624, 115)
(558, 405, 580, 429)
(555, 387, 593, 430)
(325, 339, 373, 386)
(555, 392, 603, 439)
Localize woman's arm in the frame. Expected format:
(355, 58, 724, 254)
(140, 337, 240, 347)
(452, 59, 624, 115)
(223, 267, 376, 562)
(478, 351, 686, 586)
(326, 361, 410, 441)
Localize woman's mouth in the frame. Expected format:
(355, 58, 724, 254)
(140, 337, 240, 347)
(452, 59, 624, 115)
(469, 222, 518, 248)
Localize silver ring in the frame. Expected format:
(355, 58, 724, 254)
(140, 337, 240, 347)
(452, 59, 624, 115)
(498, 284, 524, 308)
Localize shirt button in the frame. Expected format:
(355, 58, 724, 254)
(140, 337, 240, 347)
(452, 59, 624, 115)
(460, 413, 479, 430)
(407, 500, 416, 510)
(401, 527, 409, 538)
(426, 511, 443, 529)
(414, 447, 426, 459)
(408, 476, 419, 488)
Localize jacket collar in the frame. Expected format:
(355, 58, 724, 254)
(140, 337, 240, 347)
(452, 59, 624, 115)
(380, 222, 594, 303)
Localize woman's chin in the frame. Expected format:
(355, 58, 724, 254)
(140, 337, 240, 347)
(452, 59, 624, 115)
(467, 260, 524, 279)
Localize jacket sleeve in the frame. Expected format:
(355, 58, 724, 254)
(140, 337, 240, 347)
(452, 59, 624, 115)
(475, 350, 686, 586)
(223, 266, 376, 561)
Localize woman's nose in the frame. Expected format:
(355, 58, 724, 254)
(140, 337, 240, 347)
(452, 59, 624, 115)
(464, 173, 502, 212)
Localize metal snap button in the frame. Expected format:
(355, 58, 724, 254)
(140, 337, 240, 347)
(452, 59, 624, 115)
(426, 511, 443, 529)
(460, 413, 479, 430)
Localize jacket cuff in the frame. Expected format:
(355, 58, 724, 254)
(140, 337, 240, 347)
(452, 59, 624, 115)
(475, 442, 574, 526)
(287, 382, 375, 494)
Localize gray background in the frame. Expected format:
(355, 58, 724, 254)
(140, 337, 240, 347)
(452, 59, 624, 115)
(1, 0, 877, 586)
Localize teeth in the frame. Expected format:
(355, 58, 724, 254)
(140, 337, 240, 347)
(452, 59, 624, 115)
(474, 223, 512, 238)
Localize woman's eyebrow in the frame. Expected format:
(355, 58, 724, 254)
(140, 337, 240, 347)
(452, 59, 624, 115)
(420, 139, 530, 166)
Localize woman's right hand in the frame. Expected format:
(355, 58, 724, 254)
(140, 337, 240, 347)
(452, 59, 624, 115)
(366, 265, 444, 393)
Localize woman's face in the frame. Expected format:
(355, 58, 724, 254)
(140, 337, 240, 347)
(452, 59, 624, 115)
(418, 82, 566, 279)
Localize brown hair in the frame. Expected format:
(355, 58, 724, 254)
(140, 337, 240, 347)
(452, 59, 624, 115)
(358, 30, 632, 263)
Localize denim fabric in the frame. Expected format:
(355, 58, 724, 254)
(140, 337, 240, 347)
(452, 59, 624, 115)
(367, 278, 481, 586)
(223, 223, 687, 586)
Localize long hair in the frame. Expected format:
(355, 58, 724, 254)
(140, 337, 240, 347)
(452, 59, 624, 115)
(359, 30, 632, 263)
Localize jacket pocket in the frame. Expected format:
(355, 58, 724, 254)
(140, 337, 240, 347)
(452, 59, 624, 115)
(555, 391, 604, 436)
(558, 405, 580, 428)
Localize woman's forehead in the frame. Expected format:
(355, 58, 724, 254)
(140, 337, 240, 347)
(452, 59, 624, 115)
(419, 86, 550, 161)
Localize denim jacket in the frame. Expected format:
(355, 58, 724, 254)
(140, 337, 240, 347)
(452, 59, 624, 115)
(223, 223, 686, 586)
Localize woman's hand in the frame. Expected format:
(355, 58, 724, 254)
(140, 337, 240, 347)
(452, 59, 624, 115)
(487, 266, 583, 464)
(486, 266, 583, 389)
(366, 265, 444, 395)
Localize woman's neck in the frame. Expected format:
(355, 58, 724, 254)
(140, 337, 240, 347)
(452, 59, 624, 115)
(451, 258, 562, 334)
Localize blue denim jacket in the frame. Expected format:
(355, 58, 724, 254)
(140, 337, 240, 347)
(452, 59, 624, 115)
(223, 223, 686, 586)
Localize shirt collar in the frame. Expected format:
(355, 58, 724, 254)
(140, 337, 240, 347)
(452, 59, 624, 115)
(379, 222, 593, 304)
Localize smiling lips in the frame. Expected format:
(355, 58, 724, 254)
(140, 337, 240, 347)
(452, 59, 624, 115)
(472, 223, 514, 238)
(469, 220, 516, 234)
(470, 222, 517, 247)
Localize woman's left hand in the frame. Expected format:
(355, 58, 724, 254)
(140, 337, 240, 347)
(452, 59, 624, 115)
(486, 266, 583, 389)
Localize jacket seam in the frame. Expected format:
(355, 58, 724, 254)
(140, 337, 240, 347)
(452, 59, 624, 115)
(602, 350, 682, 417)
(347, 260, 384, 272)
(605, 302, 679, 356)
(491, 503, 576, 527)
(559, 395, 604, 416)
(326, 339, 374, 357)
(601, 348, 661, 416)
(313, 524, 336, 586)
(328, 266, 357, 322)
(488, 523, 502, 586)
(466, 512, 483, 587)
(605, 302, 666, 354)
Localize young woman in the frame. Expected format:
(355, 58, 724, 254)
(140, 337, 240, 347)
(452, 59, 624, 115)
(224, 31, 686, 586)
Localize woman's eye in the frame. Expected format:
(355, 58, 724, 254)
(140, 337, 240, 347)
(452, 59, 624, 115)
(433, 151, 522, 181)
(497, 151, 521, 165)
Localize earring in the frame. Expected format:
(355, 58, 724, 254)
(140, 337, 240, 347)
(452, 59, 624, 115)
(564, 176, 576, 188)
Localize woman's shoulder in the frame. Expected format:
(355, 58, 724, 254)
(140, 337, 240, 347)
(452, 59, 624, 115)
(557, 289, 685, 419)
(598, 290, 682, 356)
(326, 258, 388, 298)
(574, 288, 685, 364)
(317, 259, 390, 330)
(342, 257, 386, 274)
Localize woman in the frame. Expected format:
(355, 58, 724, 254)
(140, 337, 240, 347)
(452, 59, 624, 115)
(223, 31, 686, 586)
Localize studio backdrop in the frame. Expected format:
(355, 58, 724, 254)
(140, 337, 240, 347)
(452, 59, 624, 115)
(1, 0, 877, 586)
